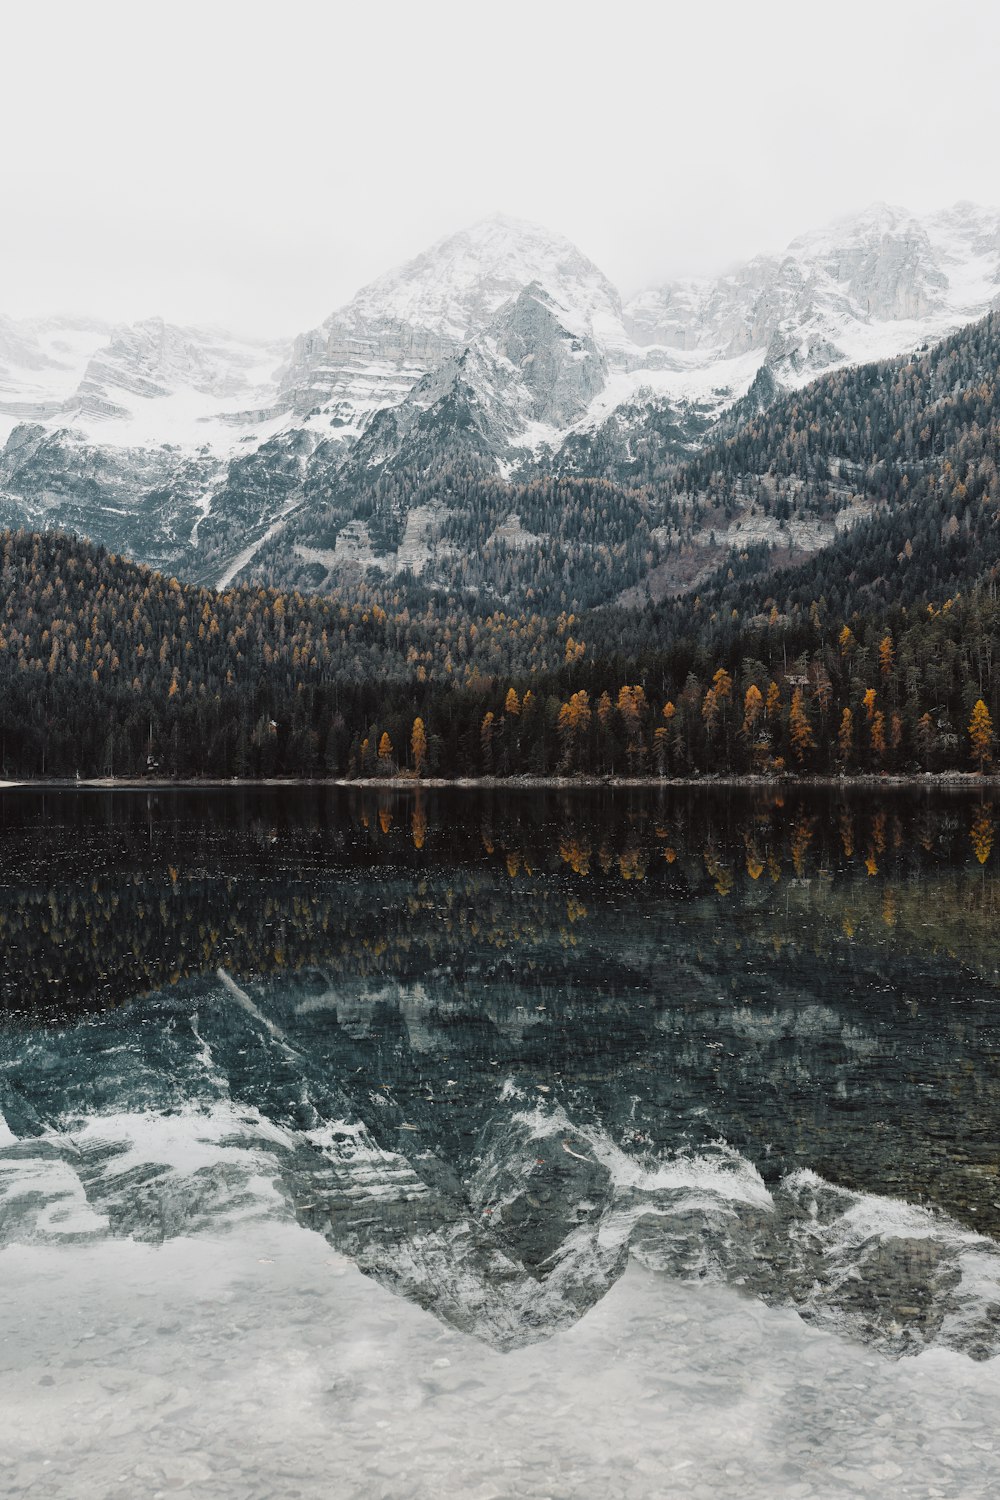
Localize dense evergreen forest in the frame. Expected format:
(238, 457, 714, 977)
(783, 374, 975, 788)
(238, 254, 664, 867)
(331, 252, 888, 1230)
(1, 527, 998, 780)
(3, 312, 1000, 780)
(248, 310, 1000, 611)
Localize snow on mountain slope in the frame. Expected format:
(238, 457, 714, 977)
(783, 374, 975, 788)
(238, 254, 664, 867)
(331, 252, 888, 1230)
(2, 202, 999, 587)
(278, 213, 628, 427)
(0, 315, 289, 453)
(0, 317, 294, 568)
(335, 279, 613, 473)
(285, 200, 1000, 488)
(0, 315, 113, 419)
(625, 201, 1000, 390)
(4, 201, 999, 464)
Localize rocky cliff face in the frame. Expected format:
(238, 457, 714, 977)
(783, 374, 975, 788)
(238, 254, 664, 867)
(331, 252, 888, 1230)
(329, 280, 612, 477)
(0, 314, 113, 418)
(0, 421, 221, 568)
(625, 201, 1000, 385)
(278, 214, 626, 418)
(0, 203, 998, 593)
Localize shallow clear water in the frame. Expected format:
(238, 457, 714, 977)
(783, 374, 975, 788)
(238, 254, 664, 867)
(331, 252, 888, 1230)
(1, 786, 999, 1497)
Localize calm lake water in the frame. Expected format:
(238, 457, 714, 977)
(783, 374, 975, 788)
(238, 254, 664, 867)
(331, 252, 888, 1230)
(1, 786, 999, 1498)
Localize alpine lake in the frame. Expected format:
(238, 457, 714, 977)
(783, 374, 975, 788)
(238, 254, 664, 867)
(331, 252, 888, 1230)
(1, 784, 999, 1499)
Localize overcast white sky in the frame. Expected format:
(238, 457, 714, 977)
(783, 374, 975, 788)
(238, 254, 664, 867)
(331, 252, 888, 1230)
(2, 0, 998, 338)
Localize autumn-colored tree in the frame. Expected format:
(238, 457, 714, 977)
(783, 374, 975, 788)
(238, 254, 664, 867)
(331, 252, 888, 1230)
(653, 702, 676, 775)
(765, 681, 781, 721)
(838, 625, 855, 656)
(712, 667, 733, 701)
(616, 684, 647, 770)
(862, 687, 877, 721)
(504, 687, 521, 717)
(870, 710, 887, 759)
(872, 811, 887, 855)
(741, 684, 763, 736)
(480, 711, 495, 773)
(838, 707, 853, 765)
(377, 731, 394, 767)
(812, 663, 833, 712)
(410, 717, 427, 777)
(616, 684, 647, 725)
(557, 690, 592, 771)
(788, 688, 815, 763)
(559, 836, 591, 875)
(969, 699, 994, 771)
(879, 635, 895, 676)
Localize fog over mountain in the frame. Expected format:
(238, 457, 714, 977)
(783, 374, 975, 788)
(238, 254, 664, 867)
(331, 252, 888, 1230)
(2, 1, 999, 336)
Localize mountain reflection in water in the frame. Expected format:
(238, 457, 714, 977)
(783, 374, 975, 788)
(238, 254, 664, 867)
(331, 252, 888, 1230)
(1, 786, 999, 1361)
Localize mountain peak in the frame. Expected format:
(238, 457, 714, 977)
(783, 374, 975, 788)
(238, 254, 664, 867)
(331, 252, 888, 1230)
(325, 213, 620, 342)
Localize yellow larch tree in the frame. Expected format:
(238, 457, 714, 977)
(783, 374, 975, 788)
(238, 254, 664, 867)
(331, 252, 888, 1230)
(410, 717, 427, 777)
(788, 688, 815, 763)
(969, 699, 994, 771)
(870, 711, 887, 759)
(741, 684, 763, 736)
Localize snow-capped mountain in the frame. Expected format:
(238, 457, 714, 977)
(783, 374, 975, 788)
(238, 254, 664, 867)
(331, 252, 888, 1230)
(279, 215, 628, 426)
(0, 315, 286, 451)
(0, 316, 290, 569)
(318, 278, 612, 481)
(0, 314, 114, 417)
(625, 201, 1000, 386)
(272, 202, 1000, 513)
(1, 202, 998, 590)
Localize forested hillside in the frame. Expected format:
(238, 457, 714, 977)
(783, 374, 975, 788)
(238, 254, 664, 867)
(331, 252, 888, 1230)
(4, 310, 1000, 782)
(230, 310, 1000, 620)
(646, 311, 1000, 591)
(1, 528, 999, 781)
(248, 461, 669, 612)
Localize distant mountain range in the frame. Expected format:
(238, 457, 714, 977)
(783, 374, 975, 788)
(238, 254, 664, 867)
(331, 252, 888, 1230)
(1, 202, 998, 600)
